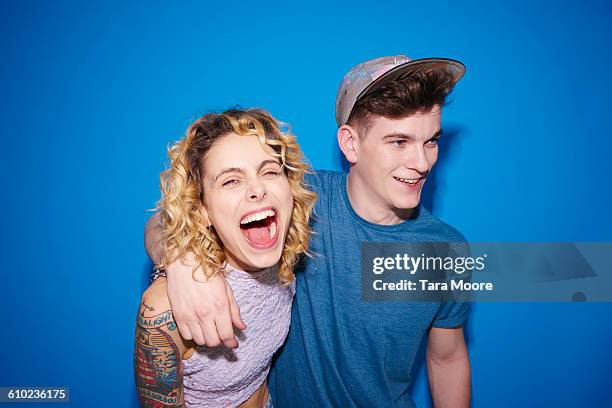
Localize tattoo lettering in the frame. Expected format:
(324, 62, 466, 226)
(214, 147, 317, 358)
(137, 310, 175, 330)
(135, 303, 183, 407)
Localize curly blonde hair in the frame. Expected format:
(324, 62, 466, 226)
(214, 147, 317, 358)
(157, 108, 317, 285)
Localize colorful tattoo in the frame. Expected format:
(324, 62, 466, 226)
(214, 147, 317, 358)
(135, 303, 183, 407)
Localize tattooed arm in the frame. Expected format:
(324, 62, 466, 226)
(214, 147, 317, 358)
(134, 278, 195, 407)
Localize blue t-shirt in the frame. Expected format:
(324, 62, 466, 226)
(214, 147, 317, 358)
(268, 170, 471, 407)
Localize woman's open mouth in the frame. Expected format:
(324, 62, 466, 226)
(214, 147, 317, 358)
(239, 207, 279, 249)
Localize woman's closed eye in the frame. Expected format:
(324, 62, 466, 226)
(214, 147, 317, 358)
(261, 165, 283, 178)
(222, 178, 240, 187)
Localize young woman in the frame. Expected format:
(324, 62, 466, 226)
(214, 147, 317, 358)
(134, 109, 316, 407)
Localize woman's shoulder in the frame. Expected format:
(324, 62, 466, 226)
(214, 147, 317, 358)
(137, 278, 193, 356)
(141, 278, 171, 310)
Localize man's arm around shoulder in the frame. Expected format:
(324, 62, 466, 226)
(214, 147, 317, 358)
(144, 213, 245, 347)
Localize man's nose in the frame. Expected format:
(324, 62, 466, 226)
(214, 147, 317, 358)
(246, 177, 266, 202)
(405, 146, 430, 173)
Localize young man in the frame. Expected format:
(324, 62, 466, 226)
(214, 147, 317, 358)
(145, 55, 471, 407)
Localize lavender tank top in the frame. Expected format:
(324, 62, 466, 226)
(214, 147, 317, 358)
(182, 264, 295, 407)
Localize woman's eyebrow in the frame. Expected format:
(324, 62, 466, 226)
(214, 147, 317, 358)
(215, 167, 242, 181)
(257, 159, 281, 172)
(214, 160, 280, 181)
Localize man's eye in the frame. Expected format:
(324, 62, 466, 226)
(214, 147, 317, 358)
(264, 170, 280, 177)
(426, 138, 440, 146)
(392, 140, 406, 146)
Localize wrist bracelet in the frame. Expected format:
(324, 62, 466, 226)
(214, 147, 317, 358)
(150, 267, 167, 282)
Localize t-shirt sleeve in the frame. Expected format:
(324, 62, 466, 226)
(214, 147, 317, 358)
(432, 300, 471, 328)
(432, 240, 472, 328)
(304, 170, 323, 196)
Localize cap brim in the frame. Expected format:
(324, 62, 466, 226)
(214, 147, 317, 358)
(355, 57, 466, 102)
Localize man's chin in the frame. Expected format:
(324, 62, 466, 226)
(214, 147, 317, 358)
(391, 199, 421, 214)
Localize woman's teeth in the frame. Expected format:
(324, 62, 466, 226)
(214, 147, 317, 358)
(269, 222, 276, 239)
(394, 176, 421, 185)
(240, 209, 276, 225)
(239, 208, 278, 245)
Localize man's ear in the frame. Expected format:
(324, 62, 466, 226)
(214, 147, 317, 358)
(337, 125, 360, 164)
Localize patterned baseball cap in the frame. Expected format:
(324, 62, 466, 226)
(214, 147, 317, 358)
(335, 55, 466, 127)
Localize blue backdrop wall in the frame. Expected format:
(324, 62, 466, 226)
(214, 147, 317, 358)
(1, 0, 611, 407)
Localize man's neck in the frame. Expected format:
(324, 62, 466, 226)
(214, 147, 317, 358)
(346, 170, 415, 226)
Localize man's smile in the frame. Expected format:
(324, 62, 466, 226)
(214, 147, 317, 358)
(393, 176, 424, 185)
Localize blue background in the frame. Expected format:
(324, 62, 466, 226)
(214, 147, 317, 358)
(1, 0, 611, 406)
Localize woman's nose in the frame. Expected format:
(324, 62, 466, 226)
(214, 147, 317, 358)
(247, 178, 266, 202)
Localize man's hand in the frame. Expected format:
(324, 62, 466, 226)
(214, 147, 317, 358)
(166, 254, 246, 348)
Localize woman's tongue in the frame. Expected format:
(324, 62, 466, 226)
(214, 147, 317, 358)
(241, 218, 273, 245)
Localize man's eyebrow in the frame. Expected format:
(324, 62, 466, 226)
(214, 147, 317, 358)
(382, 132, 416, 141)
(382, 129, 443, 141)
(430, 129, 443, 139)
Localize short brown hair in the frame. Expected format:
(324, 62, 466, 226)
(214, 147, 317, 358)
(347, 68, 456, 136)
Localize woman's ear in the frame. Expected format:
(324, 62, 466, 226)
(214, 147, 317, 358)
(198, 180, 213, 227)
(198, 203, 212, 228)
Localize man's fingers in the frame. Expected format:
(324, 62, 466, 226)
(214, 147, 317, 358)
(215, 317, 238, 349)
(226, 282, 246, 331)
(209, 295, 238, 348)
(177, 322, 193, 341)
(186, 321, 206, 346)
(211, 291, 238, 348)
(201, 319, 222, 347)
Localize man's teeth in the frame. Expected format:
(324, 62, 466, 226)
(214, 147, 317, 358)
(394, 176, 421, 185)
(240, 209, 276, 225)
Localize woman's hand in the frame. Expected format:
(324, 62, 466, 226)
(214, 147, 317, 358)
(166, 253, 246, 348)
